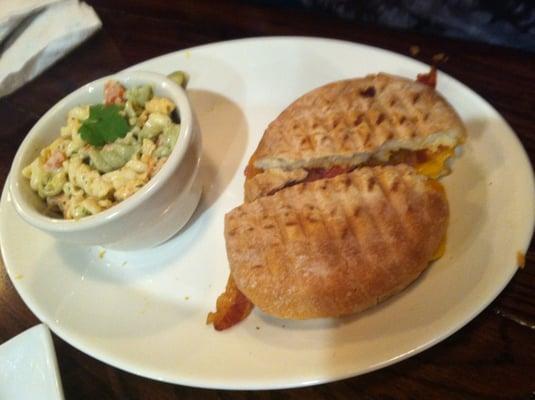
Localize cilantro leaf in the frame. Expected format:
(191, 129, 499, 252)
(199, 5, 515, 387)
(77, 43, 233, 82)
(79, 104, 130, 147)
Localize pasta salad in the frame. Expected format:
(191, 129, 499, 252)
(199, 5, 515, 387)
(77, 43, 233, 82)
(22, 78, 183, 219)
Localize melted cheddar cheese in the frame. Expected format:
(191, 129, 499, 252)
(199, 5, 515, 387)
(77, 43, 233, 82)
(414, 147, 454, 179)
(431, 236, 447, 261)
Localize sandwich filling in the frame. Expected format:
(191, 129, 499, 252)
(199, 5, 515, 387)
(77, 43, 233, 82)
(245, 144, 456, 198)
(303, 145, 455, 182)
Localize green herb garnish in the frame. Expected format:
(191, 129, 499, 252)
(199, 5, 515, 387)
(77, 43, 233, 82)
(79, 104, 130, 147)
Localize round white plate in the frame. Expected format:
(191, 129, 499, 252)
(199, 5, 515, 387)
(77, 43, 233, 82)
(1, 37, 534, 390)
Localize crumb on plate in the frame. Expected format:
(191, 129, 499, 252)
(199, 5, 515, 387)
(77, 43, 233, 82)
(432, 52, 449, 63)
(409, 45, 420, 56)
(517, 251, 526, 269)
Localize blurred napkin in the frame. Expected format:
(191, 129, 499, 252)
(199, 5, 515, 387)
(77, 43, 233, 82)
(0, 0, 102, 98)
(0, 0, 60, 42)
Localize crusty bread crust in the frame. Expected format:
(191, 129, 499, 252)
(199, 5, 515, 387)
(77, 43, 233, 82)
(252, 73, 466, 170)
(226, 165, 449, 319)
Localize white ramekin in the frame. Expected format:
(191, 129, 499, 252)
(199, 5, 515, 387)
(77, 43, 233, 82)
(9, 71, 202, 250)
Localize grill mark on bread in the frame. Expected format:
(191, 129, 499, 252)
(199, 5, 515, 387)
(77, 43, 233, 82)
(370, 88, 399, 138)
(336, 174, 379, 305)
(374, 170, 421, 282)
(261, 198, 295, 293)
(303, 116, 318, 153)
(361, 115, 374, 147)
(263, 199, 293, 286)
(280, 188, 314, 275)
(322, 81, 351, 119)
(396, 86, 426, 131)
(403, 172, 443, 250)
(306, 129, 316, 152)
(336, 177, 378, 305)
(348, 170, 398, 293)
(253, 74, 466, 171)
(376, 113, 385, 125)
(380, 92, 411, 140)
(251, 202, 267, 270)
(251, 199, 268, 275)
(367, 177, 377, 191)
(315, 183, 370, 310)
(401, 173, 431, 223)
(351, 114, 367, 148)
(266, 117, 294, 161)
(353, 89, 376, 149)
(327, 81, 355, 150)
(335, 178, 374, 304)
(391, 178, 400, 192)
(333, 118, 340, 129)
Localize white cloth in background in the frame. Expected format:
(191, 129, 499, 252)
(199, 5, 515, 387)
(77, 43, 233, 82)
(0, 0, 102, 98)
(0, 0, 61, 42)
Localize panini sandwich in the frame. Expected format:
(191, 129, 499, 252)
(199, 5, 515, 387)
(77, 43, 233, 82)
(208, 72, 464, 330)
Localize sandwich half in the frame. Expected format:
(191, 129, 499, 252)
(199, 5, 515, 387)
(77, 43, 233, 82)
(245, 73, 465, 201)
(225, 165, 448, 319)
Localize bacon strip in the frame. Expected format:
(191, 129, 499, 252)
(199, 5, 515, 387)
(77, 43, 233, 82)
(304, 165, 353, 183)
(416, 66, 437, 89)
(207, 277, 254, 331)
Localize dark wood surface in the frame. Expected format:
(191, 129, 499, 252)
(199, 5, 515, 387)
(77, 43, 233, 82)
(1, 1, 534, 399)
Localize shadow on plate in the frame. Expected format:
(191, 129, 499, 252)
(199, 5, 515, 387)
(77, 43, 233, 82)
(161, 89, 249, 245)
(174, 89, 249, 229)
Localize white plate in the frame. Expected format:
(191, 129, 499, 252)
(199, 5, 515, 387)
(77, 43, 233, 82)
(1, 37, 534, 390)
(0, 324, 64, 400)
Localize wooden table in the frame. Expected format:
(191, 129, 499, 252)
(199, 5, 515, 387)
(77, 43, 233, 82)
(1, 1, 534, 398)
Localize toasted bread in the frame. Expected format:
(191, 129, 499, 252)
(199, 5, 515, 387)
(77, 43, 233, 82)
(250, 73, 465, 173)
(225, 165, 448, 319)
